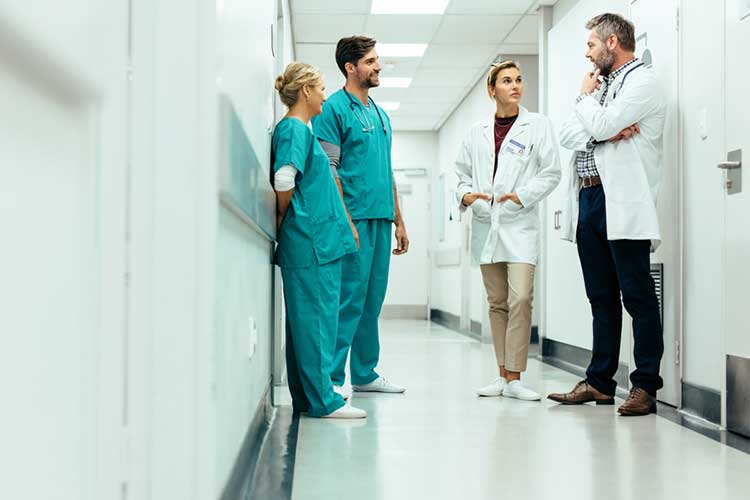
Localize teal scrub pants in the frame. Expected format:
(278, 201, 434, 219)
(282, 258, 346, 417)
(332, 219, 392, 386)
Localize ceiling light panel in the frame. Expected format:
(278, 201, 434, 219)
(376, 43, 428, 57)
(379, 77, 413, 88)
(370, 0, 450, 15)
(378, 101, 401, 111)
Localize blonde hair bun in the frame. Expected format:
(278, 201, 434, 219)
(274, 62, 323, 108)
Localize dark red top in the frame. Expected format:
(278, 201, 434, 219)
(494, 114, 518, 180)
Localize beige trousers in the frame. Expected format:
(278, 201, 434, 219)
(479, 262, 536, 372)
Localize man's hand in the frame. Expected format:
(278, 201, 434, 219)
(349, 220, 360, 249)
(607, 123, 641, 143)
(581, 68, 601, 95)
(393, 222, 409, 255)
(461, 192, 492, 206)
(497, 192, 523, 206)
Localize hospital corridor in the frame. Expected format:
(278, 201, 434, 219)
(3, 0, 750, 499)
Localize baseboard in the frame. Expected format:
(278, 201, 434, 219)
(430, 308, 480, 341)
(380, 304, 428, 320)
(681, 381, 722, 425)
(541, 337, 629, 392)
(220, 385, 274, 500)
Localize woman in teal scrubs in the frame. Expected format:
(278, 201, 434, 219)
(272, 62, 366, 419)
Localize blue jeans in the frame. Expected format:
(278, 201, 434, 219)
(576, 185, 664, 396)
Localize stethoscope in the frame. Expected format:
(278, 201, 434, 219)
(343, 88, 387, 135)
(611, 62, 644, 99)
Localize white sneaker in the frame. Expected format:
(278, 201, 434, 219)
(476, 376, 507, 397)
(333, 385, 350, 401)
(321, 404, 367, 419)
(352, 376, 405, 393)
(502, 380, 541, 401)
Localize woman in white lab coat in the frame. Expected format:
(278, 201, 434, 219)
(455, 60, 561, 401)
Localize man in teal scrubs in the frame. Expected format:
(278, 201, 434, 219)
(312, 35, 409, 395)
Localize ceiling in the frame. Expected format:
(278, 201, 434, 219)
(290, 0, 558, 131)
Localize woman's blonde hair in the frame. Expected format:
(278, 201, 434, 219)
(275, 62, 323, 108)
(486, 60, 521, 98)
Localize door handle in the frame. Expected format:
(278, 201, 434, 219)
(717, 161, 741, 169)
(554, 210, 561, 230)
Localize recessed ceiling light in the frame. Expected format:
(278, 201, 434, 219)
(379, 77, 413, 88)
(371, 0, 449, 15)
(377, 44, 428, 58)
(379, 102, 401, 111)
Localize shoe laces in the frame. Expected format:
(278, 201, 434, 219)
(627, 387, 646, 401)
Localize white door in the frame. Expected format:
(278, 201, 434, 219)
(629, 0, 681, 406)
(722, 0, 750, 432)
(385, 171, 431, 317)
(0, 3, 129, 500)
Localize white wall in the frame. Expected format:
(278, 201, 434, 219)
(432, 55, 539, 325)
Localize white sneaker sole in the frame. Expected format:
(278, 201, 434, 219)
(502, 391, 541, 401)
(321, 406, 367, 419)
(352, 386, 405, 393)
(476, 389, 504, 397)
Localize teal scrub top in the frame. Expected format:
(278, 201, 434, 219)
(272, 117, 357, 268)
(311, 89, 395, 221)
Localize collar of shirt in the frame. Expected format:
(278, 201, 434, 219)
(606, 57, 640, 85)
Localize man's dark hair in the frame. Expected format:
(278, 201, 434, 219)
(335, 36, 377, 77)
(586, 13, 636, 52)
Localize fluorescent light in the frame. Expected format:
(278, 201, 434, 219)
(379, 102, 400, 111)
(377, 43, 428, 58)
(371, 0, 449, 14)
(379, 77, 413, 88)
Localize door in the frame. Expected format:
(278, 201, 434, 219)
(629, 0, 682, 406)
(385, 169, 432, 318)
(723, 0, 750, 435)
(0, 3, 129, 500)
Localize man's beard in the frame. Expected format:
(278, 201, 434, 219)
(595, 50, 616, 76)
(361, 72, 380, 88)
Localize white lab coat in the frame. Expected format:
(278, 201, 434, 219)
(455, 106, 561, 265)
(558, 63, 666, 246)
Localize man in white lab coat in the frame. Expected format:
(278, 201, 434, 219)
(547, 13, 666, 416)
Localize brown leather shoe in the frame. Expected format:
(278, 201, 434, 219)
(547, 380, 615, 405)
(618, 387, 657, 416)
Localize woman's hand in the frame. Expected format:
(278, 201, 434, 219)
(349, 220, 360, 249)
(461, 192, 492, 206)
(497, 192, 523, 206)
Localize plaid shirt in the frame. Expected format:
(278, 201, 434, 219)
(575, 58, 641, 178)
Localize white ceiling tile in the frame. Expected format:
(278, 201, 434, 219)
(495, 43, 539, 56)
(420, 44, 497, 68)
(410, 68, 475, 88)
(293, 15, 368, 43)
(390, 116, 441, 130)
(433, 15, 521, 44)
(295, 43, 338, 64)
(365, 15, 443, 43)
(504, 15, 539, 45)
(291, 0, 371, 15)
(445, 0, 535, 15)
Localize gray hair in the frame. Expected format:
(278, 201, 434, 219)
(586, 13, 636, 52)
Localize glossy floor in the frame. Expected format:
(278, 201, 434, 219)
(284, 320, 750, 500)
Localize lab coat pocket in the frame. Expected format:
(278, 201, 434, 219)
(470, 199, 491, 221)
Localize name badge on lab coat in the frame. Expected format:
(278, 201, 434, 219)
(505, 139, 527, 156)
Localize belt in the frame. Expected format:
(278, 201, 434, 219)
(580, 175, 602, 188)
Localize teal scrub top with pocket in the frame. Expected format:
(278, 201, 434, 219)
(311, 89, 395, 221)
(272, 117, 357, 268)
